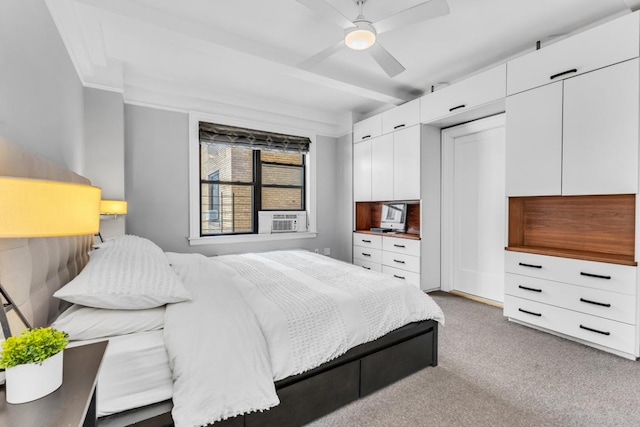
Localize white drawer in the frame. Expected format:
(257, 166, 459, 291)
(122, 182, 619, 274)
(507, 13, 639, 95)
(353, 114, 382, 143)
(353, 232, 382, 249)
(420, 64, 506, 123)
(505, 295, 636, 355)
(383, 236, 420, 256)
(382, 265, 421, 288)
(382, 251, 420, 273)
(353, 247, 382, 264)
(353, 258, 382, 273)
(505, 273, 636, 324)
(381, 99, 420, 135)
(505, 251, 637, 295)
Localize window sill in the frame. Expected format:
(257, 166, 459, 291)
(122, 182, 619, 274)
(188, 231, 318, 246)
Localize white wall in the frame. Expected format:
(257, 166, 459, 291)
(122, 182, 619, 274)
(334, 133, 353, 262)
(0, 0, 84, 172)
(124, 104, 345, 257)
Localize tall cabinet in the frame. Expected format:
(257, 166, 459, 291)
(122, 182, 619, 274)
(504, 11, 640, 359)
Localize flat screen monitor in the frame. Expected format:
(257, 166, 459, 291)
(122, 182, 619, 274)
(380, 202, 407, 231)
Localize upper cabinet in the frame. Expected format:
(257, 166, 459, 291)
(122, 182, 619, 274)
(382, 99, 420, 135)
(507, 13, 639, 96)
(420, 64, 506, 124)
(353, 114, 382, 143)
(353, 138, 372, 202)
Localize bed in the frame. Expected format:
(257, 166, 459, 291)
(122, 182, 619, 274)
(0, 136, 444, 427)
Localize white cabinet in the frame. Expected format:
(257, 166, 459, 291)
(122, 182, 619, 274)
(371, 134, 394, 201)
(420, 64, 506, 124)
(393, 126, 421, 200)
(382, 99, 420, 135)
(504, 251, 638, 358)
(353, 114, 382, 143)
(353, 140, 372, 201)
(562, 58, 639, 195)
(507, 12, 639, 96)
(506, 59, 639, 196)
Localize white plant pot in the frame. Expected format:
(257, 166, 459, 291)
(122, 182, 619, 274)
(5, 350, 63, 404)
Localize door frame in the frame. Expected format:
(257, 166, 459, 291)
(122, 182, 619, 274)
(441, 114, 506, 292)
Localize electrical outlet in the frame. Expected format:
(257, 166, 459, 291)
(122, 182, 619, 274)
(314, 248, 319, 253)
(323, 248, 330, 256)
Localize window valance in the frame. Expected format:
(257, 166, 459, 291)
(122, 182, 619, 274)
(199, 122, 311, 153)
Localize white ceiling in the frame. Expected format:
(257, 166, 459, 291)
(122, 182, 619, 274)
(45, 0, 638, 136)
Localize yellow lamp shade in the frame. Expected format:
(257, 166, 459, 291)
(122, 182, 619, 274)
(0, 177, 101, 237)
(100, 200, 127, 215)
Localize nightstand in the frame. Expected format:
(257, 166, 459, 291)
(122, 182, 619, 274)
(0, 340, 108, 427)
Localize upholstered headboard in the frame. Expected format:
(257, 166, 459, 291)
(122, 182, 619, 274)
(0, 137, 93, 333)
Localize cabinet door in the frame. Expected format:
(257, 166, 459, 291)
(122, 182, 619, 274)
(382, 99, 420, 135)
(393, 125, 421, 200)
(353, 115, 382, 142)
(371, 134, 394, 201)
(505, 82, 563, 196)
(562, 59, 639, 195)
(353, 140, 372, 201)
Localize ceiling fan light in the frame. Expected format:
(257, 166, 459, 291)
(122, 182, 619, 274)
(345, 25, 376, 50)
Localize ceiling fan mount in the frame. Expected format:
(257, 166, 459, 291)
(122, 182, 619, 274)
(297, 0, 450, 77)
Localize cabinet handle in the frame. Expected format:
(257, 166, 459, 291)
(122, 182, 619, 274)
(580, 272, 611, 280)
(393, 124, 406, 130)
(393, 259, 406, 264)
(518, 308, 541, 317)
(394, 274, 406, 280)
(580, 298, 611, 308)
(579, 324, 610, 336)
(550, 68, 578, 80)
(518, 285, 542, 293)
(518, 262, 542, 269)
(361, 134, 371, 140)
(449, 104, 466, 112)
(362, 266, 371, 270)
(362, 239, 372, 243)
(393, 244, 405, 248)
(362, 253, 371, 257)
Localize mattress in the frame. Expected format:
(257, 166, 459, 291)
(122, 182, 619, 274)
(68, 330, 173, 417)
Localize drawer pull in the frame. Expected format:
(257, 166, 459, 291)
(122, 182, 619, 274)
(518, 285, 542, 293)
(580, 272, 611, 280)
(518, 262, 542, 269)
(579, 298, 611, 308)
(393, 274, 406, 280)
(579, 324, 610, 336)
(393, 244, 406, 248)
(362, 239, 372, 243)
(362, 266, 371, 270)
(362, 134, 371, 140)
(393, 259, 406, 264)
(550, 68, 578, 80)
(393, 124, 406, 130)
(362, 253, 371, 257)
(449, 104, 466, 112)
(518, 308, 542, 317)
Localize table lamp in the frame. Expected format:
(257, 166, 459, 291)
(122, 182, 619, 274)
(0, 177, 101, 338)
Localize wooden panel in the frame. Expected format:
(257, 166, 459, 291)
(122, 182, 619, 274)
(507, 195, 635, 264)
(406, 203, 420, 235)
(355, 201, 420, 238)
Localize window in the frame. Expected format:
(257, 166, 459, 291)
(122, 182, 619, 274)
(198, 121, 310, 237)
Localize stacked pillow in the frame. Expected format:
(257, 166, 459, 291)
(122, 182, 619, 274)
(53, 235, 191, 340)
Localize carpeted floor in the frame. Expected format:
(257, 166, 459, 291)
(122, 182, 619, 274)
(308, 291, 640, 427)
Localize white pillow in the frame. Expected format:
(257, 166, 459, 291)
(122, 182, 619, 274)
(96, 234, 164, 257)
(52, 305, 165, 341)
(54, 243, 191, 309)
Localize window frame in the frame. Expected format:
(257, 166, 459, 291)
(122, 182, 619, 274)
(188, 112, 317, 245)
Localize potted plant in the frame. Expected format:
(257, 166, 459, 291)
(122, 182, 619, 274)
(0, 327, 68, 404)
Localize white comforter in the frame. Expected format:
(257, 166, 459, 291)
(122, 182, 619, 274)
(165, 250, 444, 427)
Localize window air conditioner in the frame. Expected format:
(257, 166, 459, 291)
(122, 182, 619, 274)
(258, 211, 307, 234)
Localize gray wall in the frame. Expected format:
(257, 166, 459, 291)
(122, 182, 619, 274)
(0, 0, 84, 172)
(334, 133, 353, 262)
(125, 104, 344, 257)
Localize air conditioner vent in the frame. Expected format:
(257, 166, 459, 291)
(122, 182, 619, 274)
(258, 211, 308, 234)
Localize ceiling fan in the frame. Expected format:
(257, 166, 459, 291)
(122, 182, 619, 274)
(297, 0, 450, 77)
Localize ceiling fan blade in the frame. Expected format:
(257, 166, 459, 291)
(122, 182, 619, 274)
(296, 0, 355, 29)
(298, 40, 345, 70)
(374, 0, 450, 35)
(368, 43, 406, 77)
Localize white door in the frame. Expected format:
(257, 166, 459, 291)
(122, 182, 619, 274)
(353, 140, 372, 201)
(442, 115, 506, 302)
(393, 125, 421, 200)
(371, 134, 394, 201)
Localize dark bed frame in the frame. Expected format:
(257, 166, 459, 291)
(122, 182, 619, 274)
(112, 319, 438, 427)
